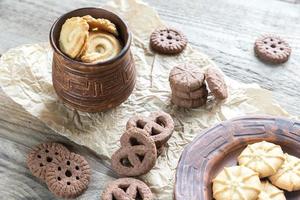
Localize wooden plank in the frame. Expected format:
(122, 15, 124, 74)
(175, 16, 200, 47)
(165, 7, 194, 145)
(0, 0, 300, 199)
(0, 90, 117, 199)
(146, 0, 300, 115)
(0, 0, 300, 115)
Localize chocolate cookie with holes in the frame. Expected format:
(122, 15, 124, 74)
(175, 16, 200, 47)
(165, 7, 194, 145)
(150, 27, 187, 54)
(27, 142, 70, 180)
(111, 127, 157, 177)
(101, 178, 153, 200)
(254, 35, 291, 64)
(45, 152, 91, 198)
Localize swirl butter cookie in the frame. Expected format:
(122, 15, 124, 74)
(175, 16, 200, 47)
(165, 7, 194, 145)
(59, 17, 89, 58)
(238, 141, 285, 178)
(27, 142, 70, 180)
(45, 152, 91, 198)
(81, 31, 122, 63)
(205, 67, 228, 100)
(82, 15, 118, 36)
(101, 178, 153, 200)
(258, 181, 286, 200)
(269, 153, 300, 192)
(111, 127, 157, 177)
(212, 166, 261, 200)
(254, 35, 291, 64)
(150, 27, 187, 54)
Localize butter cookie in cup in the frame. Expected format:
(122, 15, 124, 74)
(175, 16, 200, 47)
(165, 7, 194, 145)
(81, 31, 122, 63)
(59, 17, 89, 59)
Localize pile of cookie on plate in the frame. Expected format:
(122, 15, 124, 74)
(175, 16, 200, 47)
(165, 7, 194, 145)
(213, 141, 300, 200)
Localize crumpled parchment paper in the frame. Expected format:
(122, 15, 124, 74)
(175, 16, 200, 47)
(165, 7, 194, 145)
(0, 0, 293, 199)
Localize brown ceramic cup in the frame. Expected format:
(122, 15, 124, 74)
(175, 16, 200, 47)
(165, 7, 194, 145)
(49, 7, 136, 112)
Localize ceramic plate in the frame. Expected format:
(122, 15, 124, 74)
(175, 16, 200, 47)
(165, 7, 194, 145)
(175, 116, 300, 199)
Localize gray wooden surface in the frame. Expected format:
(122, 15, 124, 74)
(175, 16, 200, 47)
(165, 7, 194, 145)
(0, 0, 300, 199)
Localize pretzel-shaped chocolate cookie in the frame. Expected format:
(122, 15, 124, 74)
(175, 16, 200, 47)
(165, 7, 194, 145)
(111, 128, 157, 177)
(101, 178, 153, 200)
(126, 111, 174, 148)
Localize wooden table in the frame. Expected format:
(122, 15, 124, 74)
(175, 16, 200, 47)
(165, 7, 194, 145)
(0, 0, 299, 199)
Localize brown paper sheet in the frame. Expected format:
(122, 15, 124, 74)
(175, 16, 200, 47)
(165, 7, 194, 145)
(0, 0, 293, 199)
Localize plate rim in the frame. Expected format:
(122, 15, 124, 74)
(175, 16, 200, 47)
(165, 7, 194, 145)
(174, 115, 300, 200)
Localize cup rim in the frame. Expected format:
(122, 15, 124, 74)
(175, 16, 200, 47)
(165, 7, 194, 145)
(49, 7, 132, 66)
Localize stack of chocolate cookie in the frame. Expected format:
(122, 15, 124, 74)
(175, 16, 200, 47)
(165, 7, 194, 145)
(27, 142, 91, 199)
(169, 64, 208, 108)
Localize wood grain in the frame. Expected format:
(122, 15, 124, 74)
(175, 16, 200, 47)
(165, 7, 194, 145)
(0, 0, 300, 199)
(175, 116, 300, 200)
(1, 0, 300, 115)
(0, 90, 118, 199)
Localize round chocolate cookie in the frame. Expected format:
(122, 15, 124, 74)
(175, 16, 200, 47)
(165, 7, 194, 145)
(126, 115, 151, 131)
(169, 64, 205, 92)
(27, 142, 70, 180)
(101, 178, 153, 200)
(205, 67, 228, 100)
(171, 94, 207, 108)
(171, 84, 208, 100)
(150, 27, 187, 54)
(254, 35, 291, 64)
(126, 111, 174, 148)
(145, 111, 175, 148)
(111, 127, 157, 177)
(45, 152, 91, 199)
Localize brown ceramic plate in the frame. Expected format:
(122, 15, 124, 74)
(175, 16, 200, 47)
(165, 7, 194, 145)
(175, 116, 300, 200)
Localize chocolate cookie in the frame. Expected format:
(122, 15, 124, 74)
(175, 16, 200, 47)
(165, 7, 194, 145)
(145, 111, 175, 148)
(111, 128, 157, 177)
(169, 64, 205, 92)
(254, 35, 291, 64)
(45, 152, 91, 199)
(171, 94, 207, 108)
(150, 27, 187, 54)
(126, 115, 151, 131)
(27, 142, 70, 180)
(101, 178, 153, 200)
(205, 67, 228, 100)
(171, 84, 208, 100)
(126, 111, 174, 148)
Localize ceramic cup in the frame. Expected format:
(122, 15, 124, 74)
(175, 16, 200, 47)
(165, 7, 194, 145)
(49, 7, 136, 112)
